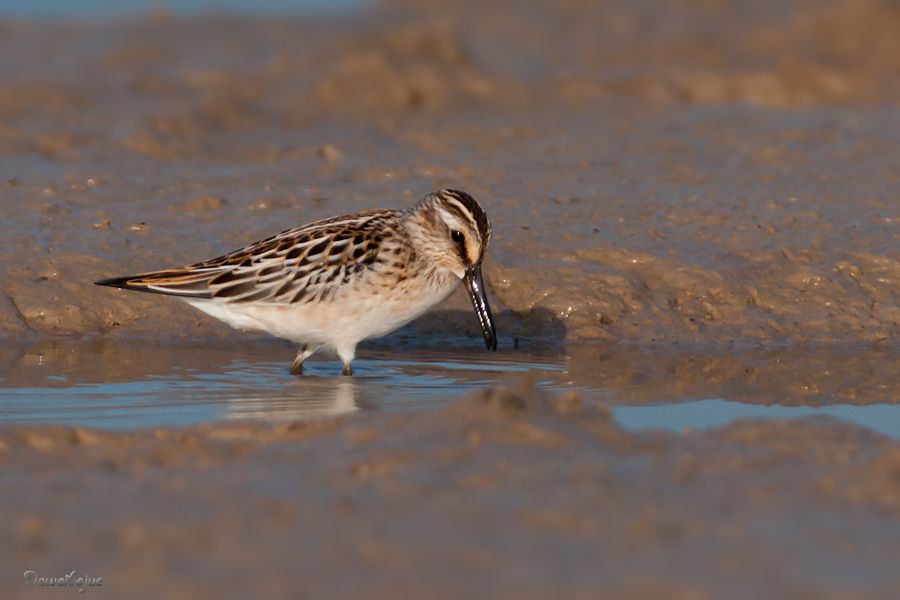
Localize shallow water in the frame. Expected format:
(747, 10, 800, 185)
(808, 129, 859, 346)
(1, 341, 898, 438)
(0, 350, 570, 428)
(0, 0, 363, 19)
(616, 399, 900, 439)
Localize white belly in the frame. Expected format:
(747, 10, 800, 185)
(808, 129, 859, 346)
(183, 274, 460, 351)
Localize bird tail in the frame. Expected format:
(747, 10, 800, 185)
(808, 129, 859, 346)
(94, 269, 215, 299)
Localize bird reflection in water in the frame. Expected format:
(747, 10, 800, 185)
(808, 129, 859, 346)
(224, 376, 384, 421)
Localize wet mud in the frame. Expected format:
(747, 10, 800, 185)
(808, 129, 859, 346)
(4, 383, 900, 599)
(2, 0, 900, 597)
(0, 0, 897, 344)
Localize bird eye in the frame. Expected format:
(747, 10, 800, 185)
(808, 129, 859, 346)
(451, 230, 465, 243)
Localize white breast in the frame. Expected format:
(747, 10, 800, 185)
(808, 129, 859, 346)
(182, 269, 461, 352)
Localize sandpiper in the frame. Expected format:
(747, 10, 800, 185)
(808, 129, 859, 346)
(95, 189, 498, 375)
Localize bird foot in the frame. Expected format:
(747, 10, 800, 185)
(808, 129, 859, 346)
(290, 346, 312, 376)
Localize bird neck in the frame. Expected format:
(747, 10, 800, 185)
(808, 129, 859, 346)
(400, 208, 461, 289)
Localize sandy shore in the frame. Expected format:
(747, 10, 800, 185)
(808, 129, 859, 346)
(2, 0, 900, 597)
(5, 383, 900, 599)
(0, 0, 897, 345)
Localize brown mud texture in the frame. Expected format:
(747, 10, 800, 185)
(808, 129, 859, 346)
(2, 0, 900, 598)
(4, 383, 900, 599)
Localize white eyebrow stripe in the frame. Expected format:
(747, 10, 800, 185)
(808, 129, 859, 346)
(438, 199, 483, 244)
(444, 198, 475, 222)
(444, 197, 468, 213)
(434, 206, 465, 228)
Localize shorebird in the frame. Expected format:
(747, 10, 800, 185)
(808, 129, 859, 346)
(95, 189, 498, 375)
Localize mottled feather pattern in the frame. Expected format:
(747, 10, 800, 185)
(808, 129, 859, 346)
(117, 209, 409, 305)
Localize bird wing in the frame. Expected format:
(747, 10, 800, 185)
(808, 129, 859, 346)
(95, 209, 400, 304)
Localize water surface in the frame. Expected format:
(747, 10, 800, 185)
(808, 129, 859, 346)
(1, 341, 897, 437)
(0, 0, 363, 19)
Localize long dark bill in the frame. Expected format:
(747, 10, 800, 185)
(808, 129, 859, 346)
(463, 264, 498, 351)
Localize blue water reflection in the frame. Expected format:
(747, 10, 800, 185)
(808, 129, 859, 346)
(0, 356, 569, 429)
(0, 0, 363, 19)
(615, 399, 900, 439)
(1, 350, 898, 438)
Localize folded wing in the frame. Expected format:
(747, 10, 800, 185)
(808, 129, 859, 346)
(95, 210, 398, 305)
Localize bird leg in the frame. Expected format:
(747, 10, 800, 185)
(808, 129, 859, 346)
(290, 345, 314, 376)
(337, 344, 356, 377)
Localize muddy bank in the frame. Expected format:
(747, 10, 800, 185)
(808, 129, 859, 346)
(3, 383, 900, 599)
(3, 107, 898, 346)
(0, 0, 898, 346)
